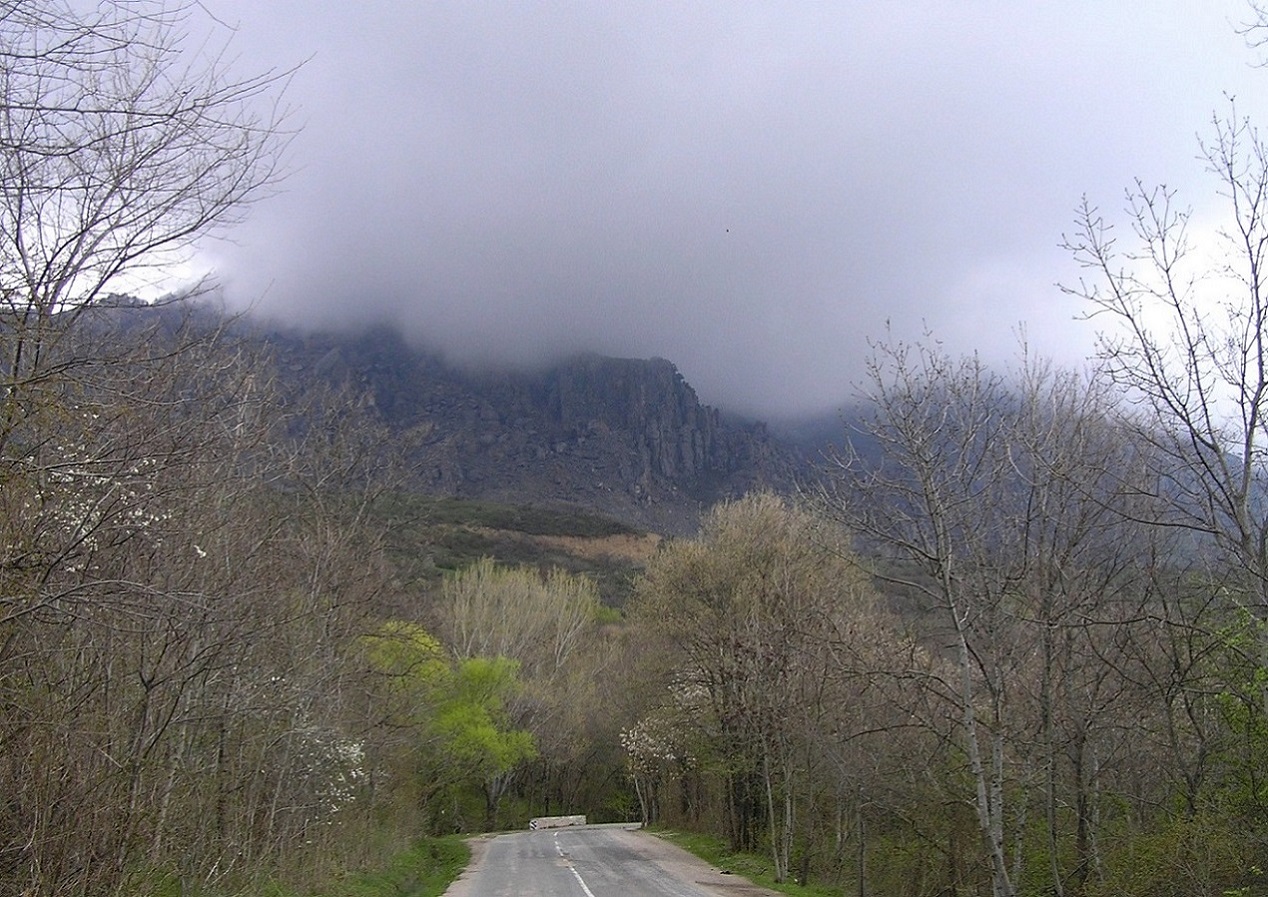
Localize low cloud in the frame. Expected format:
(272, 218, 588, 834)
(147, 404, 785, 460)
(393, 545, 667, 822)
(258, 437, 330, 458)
(203, 1, 1256, 419)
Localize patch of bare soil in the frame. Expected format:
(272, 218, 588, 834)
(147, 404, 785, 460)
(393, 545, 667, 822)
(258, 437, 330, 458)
(441, 834, 493, 897)
(529, 531, 662, 563)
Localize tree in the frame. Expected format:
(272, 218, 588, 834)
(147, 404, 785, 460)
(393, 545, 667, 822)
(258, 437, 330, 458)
(434, 559, 605, 828)
(630, 493, 876, 883)
(0, 0, 289, 314)
(1063, 102, 1268, 865)
(361, 621, 536, 833)
(438, 558, 599, 681)
(815, 341, 1166, 897)
(0, 5, 292, 891)
(1062, 103, 1268, 605)
(0, 0, 290, 622)
(0, 4, 284, 341)
(0, 0, 290, 545)
(818, 343, 1027, 897)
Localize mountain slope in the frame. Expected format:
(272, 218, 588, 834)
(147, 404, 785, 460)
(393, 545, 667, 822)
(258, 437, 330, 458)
(265, 324, 803, 533)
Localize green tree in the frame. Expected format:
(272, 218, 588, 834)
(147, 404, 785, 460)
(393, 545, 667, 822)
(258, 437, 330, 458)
(362, 621, 536, 832)
(435, 559, 606, 826)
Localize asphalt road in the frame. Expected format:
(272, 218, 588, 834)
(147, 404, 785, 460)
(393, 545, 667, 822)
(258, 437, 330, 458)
(442, 824, 779, 897)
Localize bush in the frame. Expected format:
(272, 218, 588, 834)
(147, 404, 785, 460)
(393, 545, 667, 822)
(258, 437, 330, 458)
(1086, 814, 1264, 897)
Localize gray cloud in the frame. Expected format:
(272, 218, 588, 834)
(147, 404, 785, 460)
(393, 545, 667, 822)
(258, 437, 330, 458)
(199, 1, 1259, 418)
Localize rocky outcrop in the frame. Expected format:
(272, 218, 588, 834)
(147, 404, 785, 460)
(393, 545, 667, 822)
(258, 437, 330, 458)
(268, 327, 801, 533)
(547, 355, 735, 487)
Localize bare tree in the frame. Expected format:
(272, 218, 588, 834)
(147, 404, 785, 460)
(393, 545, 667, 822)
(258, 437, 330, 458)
(0, 0, 290, 461)
(0, 3, 295, 893)
(815, 341, 1164, 897)
(1062, 104, 1268, 605)
(817, 342, 1026, 897)
(1062, 106, 1268, 865)
(0, 0, 291, 624)
(0, 0, 289, 305)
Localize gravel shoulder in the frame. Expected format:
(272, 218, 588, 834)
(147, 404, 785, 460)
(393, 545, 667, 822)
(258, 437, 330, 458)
(605, 827, 782, 896)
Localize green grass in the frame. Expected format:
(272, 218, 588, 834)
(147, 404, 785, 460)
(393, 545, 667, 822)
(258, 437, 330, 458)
(379, 494, 637, 539)
(249, 837, 469, 897)
(650, 829, 843, 897)
(328, 837, 468, 897)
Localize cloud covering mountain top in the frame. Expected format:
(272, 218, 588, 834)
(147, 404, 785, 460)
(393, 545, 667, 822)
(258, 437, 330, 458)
(197, 2, 1260, 418)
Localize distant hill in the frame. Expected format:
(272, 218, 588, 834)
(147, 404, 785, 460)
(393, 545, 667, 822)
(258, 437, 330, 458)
(768, 407, 884, 470)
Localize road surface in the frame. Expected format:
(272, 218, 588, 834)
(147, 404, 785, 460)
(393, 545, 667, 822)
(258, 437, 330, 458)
(442, 824, 779, 897)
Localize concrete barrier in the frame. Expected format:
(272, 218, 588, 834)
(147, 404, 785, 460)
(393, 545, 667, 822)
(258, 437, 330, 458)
(529, 814, 586, 830)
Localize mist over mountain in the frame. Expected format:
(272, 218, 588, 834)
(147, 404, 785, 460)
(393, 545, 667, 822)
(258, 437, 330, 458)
(199, 4, 1263, 424)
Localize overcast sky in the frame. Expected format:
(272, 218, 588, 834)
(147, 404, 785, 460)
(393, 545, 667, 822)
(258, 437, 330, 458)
(195, 1, 1263, 420)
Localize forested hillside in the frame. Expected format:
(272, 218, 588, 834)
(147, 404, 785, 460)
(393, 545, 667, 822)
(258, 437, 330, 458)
(0, 296, 658, 893)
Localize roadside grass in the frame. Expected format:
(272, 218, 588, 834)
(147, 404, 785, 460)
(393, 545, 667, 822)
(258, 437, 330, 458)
(651, 829, 841, 897)
(251, 837, 469, 897)
(319, 837, 468, 897)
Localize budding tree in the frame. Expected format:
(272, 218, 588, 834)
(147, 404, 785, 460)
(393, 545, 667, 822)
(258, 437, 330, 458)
(0, 3, 292, 893)
(0, 0, 290, 456)
(1062, 104, 1268, 604)
(631, 493, 873, 883)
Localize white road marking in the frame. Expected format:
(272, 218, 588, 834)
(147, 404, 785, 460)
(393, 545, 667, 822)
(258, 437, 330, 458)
(555, 833, 597, 897)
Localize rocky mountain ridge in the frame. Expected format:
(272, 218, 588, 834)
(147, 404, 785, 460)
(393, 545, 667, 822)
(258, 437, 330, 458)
(267, 325, 806, 533)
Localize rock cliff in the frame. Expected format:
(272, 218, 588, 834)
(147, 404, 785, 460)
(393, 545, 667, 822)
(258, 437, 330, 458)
(270, 326, 800, 533)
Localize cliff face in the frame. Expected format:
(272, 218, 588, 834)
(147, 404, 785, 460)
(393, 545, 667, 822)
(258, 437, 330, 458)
(549, 355, 730, 485)
(272, 327, 800, 533)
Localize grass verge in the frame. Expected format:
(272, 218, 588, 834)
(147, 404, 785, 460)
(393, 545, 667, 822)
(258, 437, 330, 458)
(258, 837, 469, 897)
(650, 829, 841, 897)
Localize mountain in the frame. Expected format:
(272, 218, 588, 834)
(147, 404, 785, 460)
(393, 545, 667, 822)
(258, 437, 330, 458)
(264, 324, 807, 533)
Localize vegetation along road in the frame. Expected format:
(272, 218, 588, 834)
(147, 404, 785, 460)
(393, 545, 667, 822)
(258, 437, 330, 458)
(443, 825, 778, 897)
